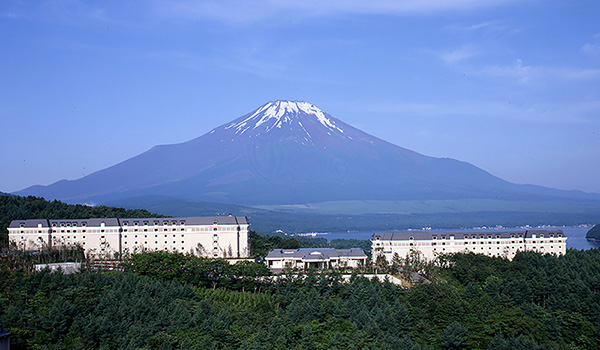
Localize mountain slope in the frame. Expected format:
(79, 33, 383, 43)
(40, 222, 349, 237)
(16, 101, 599, 206)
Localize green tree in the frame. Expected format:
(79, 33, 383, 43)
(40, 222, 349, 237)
(440, 321, 467, 350)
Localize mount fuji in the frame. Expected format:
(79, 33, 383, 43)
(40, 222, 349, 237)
(16, 100, 600, 229)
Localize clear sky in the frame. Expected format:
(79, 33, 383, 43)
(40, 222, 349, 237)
(1, 0, 599, 194)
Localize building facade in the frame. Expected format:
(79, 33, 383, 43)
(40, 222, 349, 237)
(372, 230, 567, 262)
(8, 216, 250, 259)
(265, 248, 367, 270)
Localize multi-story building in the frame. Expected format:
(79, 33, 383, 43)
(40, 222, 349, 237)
(8, 216, 250, 259)
(372, 230, 567, 262)
(265, 248, 367, 270)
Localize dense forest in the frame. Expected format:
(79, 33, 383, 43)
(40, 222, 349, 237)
(2, 248, 600, 349)
(0, 194, 164, 246)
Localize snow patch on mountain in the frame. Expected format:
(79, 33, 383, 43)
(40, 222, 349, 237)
(225, 100, 344, 136)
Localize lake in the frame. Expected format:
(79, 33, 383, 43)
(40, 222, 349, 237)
(306, 226, 599, 250)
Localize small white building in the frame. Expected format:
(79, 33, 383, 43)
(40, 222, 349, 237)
(34, 262, 82, 274)
(265, 248, 367, 270)
(8, 216, 250, 259)
(372, 229, 567, 262)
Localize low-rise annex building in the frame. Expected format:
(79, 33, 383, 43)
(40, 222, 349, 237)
(265, 248, 367, 270)
(372, 230, 567, 262)
(8, 216, 250, 259)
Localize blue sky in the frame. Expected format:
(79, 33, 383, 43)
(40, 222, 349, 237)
(1, 0, 599, 194)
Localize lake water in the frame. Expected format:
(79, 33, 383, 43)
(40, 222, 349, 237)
(305, 226, 599, 250)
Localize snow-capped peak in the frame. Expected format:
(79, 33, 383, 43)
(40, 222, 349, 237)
(225, 100, 344, 135)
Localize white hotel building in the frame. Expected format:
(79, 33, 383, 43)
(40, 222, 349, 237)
(372, 230, 567, 262)
(8, 216, 250, 259)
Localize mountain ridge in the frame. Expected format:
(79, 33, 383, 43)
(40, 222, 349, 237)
(16, 100, 600, 208)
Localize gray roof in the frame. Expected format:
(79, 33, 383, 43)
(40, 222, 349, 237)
(119, 216, 248, 226)
(372, 229, 564, 241)
(266, 248, 367, 261)
(0, 323, 9, 338)
(49, 218, 121, 228)
(9, 219, 50, 228)
(10, 216, 249, 229)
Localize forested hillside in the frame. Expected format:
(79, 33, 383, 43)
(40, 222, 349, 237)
(2, 249, 600, 349)
(586, 224, 600, 241)
(0, 194, 163, 246)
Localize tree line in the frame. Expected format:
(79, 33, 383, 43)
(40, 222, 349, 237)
(2, 247, 600, 349)
(0, 194, 164, 246)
